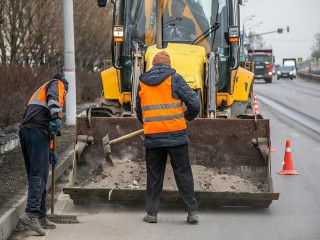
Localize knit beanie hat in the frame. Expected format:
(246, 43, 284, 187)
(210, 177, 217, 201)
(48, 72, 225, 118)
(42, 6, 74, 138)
(52, 73, 69, 92)
(152, 51, 171, 66)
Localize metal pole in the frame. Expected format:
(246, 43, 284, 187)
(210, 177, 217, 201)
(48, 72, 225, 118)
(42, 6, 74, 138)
(248, 30, 278, 38)
(51, 134, 57, 214)
(156, 0, 162, 49)
(63, 0, 77, 125)
(242, 21, 245, 57)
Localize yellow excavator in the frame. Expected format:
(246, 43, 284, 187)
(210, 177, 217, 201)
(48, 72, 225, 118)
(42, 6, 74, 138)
(64, 0, 279, 207)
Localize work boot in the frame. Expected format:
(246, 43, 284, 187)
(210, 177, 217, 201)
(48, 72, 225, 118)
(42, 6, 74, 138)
(39, 216, 56, 229)
(19, 212, 46, 236)
(187, 211, 199, 224)
(143, 214, 157, 223)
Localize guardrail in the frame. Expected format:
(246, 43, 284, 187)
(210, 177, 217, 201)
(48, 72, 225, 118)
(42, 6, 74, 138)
(298, 72, 320, 82)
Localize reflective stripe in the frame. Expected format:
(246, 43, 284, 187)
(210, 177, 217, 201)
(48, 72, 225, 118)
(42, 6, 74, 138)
(48, 99, 60, 107)
(50, 107, 62, 115)
(141, 102, 182, 111)
(28, 81, 49, 108)
(143, 112, 184, 122)
(33, 89, 41, 99)
(29, 99, 48, 108)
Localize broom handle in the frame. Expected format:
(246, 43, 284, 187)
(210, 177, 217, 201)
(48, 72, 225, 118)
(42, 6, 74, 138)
(51, 133, 57, 214)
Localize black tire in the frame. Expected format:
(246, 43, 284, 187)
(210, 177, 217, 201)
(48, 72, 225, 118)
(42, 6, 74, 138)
(291, 77, 293, 80)
(265, 78, 272, 83)
(277, 77, 280, 80)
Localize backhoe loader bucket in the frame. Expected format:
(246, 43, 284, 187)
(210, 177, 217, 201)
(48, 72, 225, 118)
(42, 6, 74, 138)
(64, 117, 279, 207)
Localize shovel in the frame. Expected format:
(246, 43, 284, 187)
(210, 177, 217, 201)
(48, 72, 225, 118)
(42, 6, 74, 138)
(102, 129, 144, 164)
(47, 133, 78, 224)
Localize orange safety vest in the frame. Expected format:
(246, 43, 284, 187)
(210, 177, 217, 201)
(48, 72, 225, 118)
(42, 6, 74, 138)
(139, 76, 186, 134)
(28, 80, 66, 119)
(28, 81, 50, 108)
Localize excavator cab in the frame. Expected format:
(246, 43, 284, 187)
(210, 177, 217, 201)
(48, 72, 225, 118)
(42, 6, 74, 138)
(64, 0, 279, 207)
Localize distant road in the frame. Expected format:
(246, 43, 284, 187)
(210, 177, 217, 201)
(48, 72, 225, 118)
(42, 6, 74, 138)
(253, 76, 320, 134)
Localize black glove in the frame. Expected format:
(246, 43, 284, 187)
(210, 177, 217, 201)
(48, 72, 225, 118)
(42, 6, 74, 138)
(49, 118, 61, 134)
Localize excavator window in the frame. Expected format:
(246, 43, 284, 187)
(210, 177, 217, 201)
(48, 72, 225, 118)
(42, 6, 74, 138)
(116, 0, 229, 54)
(163, 0, 197, 42)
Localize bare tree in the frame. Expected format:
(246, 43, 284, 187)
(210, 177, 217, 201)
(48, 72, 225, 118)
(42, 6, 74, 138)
(311, 30, 320, 58)
(0, 0, 8, 64)
(0, 0, 63, 68)
(0, 0, 112, 70)
(74, 0, 113, 70)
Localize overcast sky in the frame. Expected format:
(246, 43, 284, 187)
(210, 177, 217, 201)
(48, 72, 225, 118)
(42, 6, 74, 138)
(240, 0, 320, 64)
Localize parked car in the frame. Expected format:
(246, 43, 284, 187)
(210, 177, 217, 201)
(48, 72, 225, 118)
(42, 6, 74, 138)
(277, 65, 294, 80)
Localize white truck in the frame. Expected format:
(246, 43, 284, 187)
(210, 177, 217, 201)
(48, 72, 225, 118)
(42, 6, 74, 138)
(283, 58, 297, 78)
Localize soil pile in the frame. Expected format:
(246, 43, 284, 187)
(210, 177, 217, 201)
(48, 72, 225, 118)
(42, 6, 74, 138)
(80, 158, 268, 193)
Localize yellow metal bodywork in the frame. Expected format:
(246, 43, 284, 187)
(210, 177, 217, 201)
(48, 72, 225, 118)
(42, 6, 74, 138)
(101, 67, 131, 105)
(233, 67, 254, 101)
(145, 43, 207, 90)
(216, 92, 234, 107)
(216, 67, 254, 107)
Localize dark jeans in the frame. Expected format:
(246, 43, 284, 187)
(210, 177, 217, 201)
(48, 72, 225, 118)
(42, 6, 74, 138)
(145, 143, 198, 215)
(19, 128, 50, 217)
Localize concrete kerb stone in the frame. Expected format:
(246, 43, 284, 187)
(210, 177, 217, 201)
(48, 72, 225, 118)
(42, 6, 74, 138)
(0, 144, 74, 240)
(0, 196, 27, 240)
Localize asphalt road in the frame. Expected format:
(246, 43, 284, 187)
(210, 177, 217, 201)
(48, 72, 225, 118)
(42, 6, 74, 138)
(10, 76, 320, 240)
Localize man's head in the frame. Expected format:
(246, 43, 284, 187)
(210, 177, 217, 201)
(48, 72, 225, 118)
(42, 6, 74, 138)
(52, 73, 69, 92)
(152, 51, 171, 66)
(171, 0, 186, 16)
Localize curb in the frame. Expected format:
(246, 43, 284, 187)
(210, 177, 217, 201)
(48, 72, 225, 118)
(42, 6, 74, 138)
(0, 145, 74, 240)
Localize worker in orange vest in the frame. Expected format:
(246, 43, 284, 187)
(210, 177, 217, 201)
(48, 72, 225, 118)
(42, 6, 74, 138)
(18, 73, 68, 235)
(136, 51, 200, 224)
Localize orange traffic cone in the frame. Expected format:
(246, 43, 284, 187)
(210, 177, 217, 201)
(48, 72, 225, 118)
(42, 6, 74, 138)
(253, 93, 259, 114)
(254, 100, 259, 114)
(278, 140, 298, 175)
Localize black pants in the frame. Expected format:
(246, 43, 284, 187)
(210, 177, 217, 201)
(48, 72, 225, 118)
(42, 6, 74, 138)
(145, 143, 198, 215)
(19, 128, 50, 217)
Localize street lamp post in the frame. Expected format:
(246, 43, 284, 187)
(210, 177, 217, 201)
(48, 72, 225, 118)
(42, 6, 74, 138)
(241, 15, 255, 61)
(247, 21, 263, 35)
(242, 15, 255, 37)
